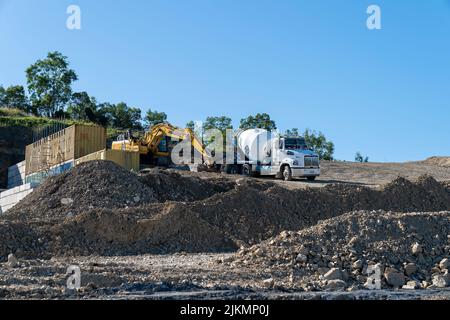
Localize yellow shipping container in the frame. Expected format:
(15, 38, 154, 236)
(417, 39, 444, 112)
(74, 149, 140, 172)
(25, 125, 106, 175)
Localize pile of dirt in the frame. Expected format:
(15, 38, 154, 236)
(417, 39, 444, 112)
(138, 168, 236, 202)
(1, 157, 450, 258)
(5, 161, 159, 221)
(186, 175, 450, 246)
(233, 210, 450, 291)
(6, 162, 237, 222)
(423, 157, 450, 168)
(1, 172, 449, 259)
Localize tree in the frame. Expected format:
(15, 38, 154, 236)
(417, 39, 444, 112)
(285, 128, 300, 137)
(144, 109, 167, 129)
(239, 113, 277, 131)
(0, 86, 6, 106)
(26, 51, 78, 117)
(0, 85, 29, 111)
(355, 152, 369, 163)
(107, 102, 142, 130)
(203, 116, 233, 134)
(202, 116, 234, 154)
(186, 120, 195, 131)
(186, 120, 203, 140)
(94, 102, 114, 127)
(303, 129, 335, 160)
(67, 92, 97, 121)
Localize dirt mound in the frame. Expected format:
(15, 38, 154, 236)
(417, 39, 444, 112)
(187, 175, 450, 246)
(6, 162, 237, 222)
(5, 161, 158, 221)
(423, 157, 450, 168)
(138, 168, 235, 202)
(233, 210, 450, 291)
(1, 171, 450, 258)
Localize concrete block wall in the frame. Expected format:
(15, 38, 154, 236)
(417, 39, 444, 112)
(7, 161, 26, 189)
(25, 160, 74, 185)
(0, 183, 37, 213)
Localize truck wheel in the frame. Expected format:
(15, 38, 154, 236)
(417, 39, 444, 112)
(229, 165, 240, 175)
(242, 164, 253, 177)
(307, 176, 316, 181)
(283, 166, 293, 181)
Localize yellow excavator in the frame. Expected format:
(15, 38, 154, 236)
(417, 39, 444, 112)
(111, 123, 214, 168)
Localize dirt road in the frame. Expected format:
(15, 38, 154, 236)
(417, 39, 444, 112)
(266, 160, 450, 189)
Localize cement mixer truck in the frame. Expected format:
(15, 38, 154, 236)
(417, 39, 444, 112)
(222, 129, 321, 181)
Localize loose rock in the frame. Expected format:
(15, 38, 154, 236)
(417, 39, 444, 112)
(384, 268, 406, 288)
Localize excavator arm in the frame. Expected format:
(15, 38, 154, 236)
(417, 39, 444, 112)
(141, 123, 214, 166)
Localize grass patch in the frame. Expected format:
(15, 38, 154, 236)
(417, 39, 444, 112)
(0, 109, 135, 141)
(0, 107, 29, 117)
(0, 115, 95, 128)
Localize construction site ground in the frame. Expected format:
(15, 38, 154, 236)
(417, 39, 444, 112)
(1, 158, 450, 300)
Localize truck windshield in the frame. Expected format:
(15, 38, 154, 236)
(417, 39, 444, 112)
(285, 138, 308, 150)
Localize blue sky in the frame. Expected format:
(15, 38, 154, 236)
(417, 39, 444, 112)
(0, 0, 449, 162)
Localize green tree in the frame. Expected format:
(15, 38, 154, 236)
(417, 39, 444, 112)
(0, 86, 5, 106)
(26, 51, 78, 117)
(203, 116, 233, 134)
(67, 92, 97, 121)
(186, 120, 195, 131)
(0, 85, 29, 111)
(303, 129, 335, 160)
(202, 116, 233, 155)
(144, 109, 167, 129)
(239, 113, 277, 131)
(107, 102, 142, 130)
(355, 152, 369, 163)
(94, 102, 115, 127)
(185, 120, 204, 141)
(285, 128, 300, 137)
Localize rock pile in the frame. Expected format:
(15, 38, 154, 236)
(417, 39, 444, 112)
(423, 157, 450, 168)
(233, 210, 450, 291)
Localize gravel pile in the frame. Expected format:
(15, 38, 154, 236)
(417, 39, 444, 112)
(423, 157, 450, 168)
(233, 210, 450, 291)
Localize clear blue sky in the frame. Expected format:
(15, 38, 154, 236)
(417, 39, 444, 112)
(1, 0, 449, 162)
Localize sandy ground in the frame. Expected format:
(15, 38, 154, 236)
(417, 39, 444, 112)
(267, 160, 450, 189)
(1, 160, 449, 300)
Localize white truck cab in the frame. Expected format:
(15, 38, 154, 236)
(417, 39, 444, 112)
(224, 129, 321, 181)
(273, 137, 321, 180)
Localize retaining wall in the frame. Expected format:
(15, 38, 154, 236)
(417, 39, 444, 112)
(7, 161, 26, 189)
(0, 183, 38, 213)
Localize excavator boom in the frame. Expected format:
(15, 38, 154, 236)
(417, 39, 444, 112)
(112, 123, 214, 167)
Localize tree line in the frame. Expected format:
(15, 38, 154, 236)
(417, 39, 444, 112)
(0, 51, 335, 160)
